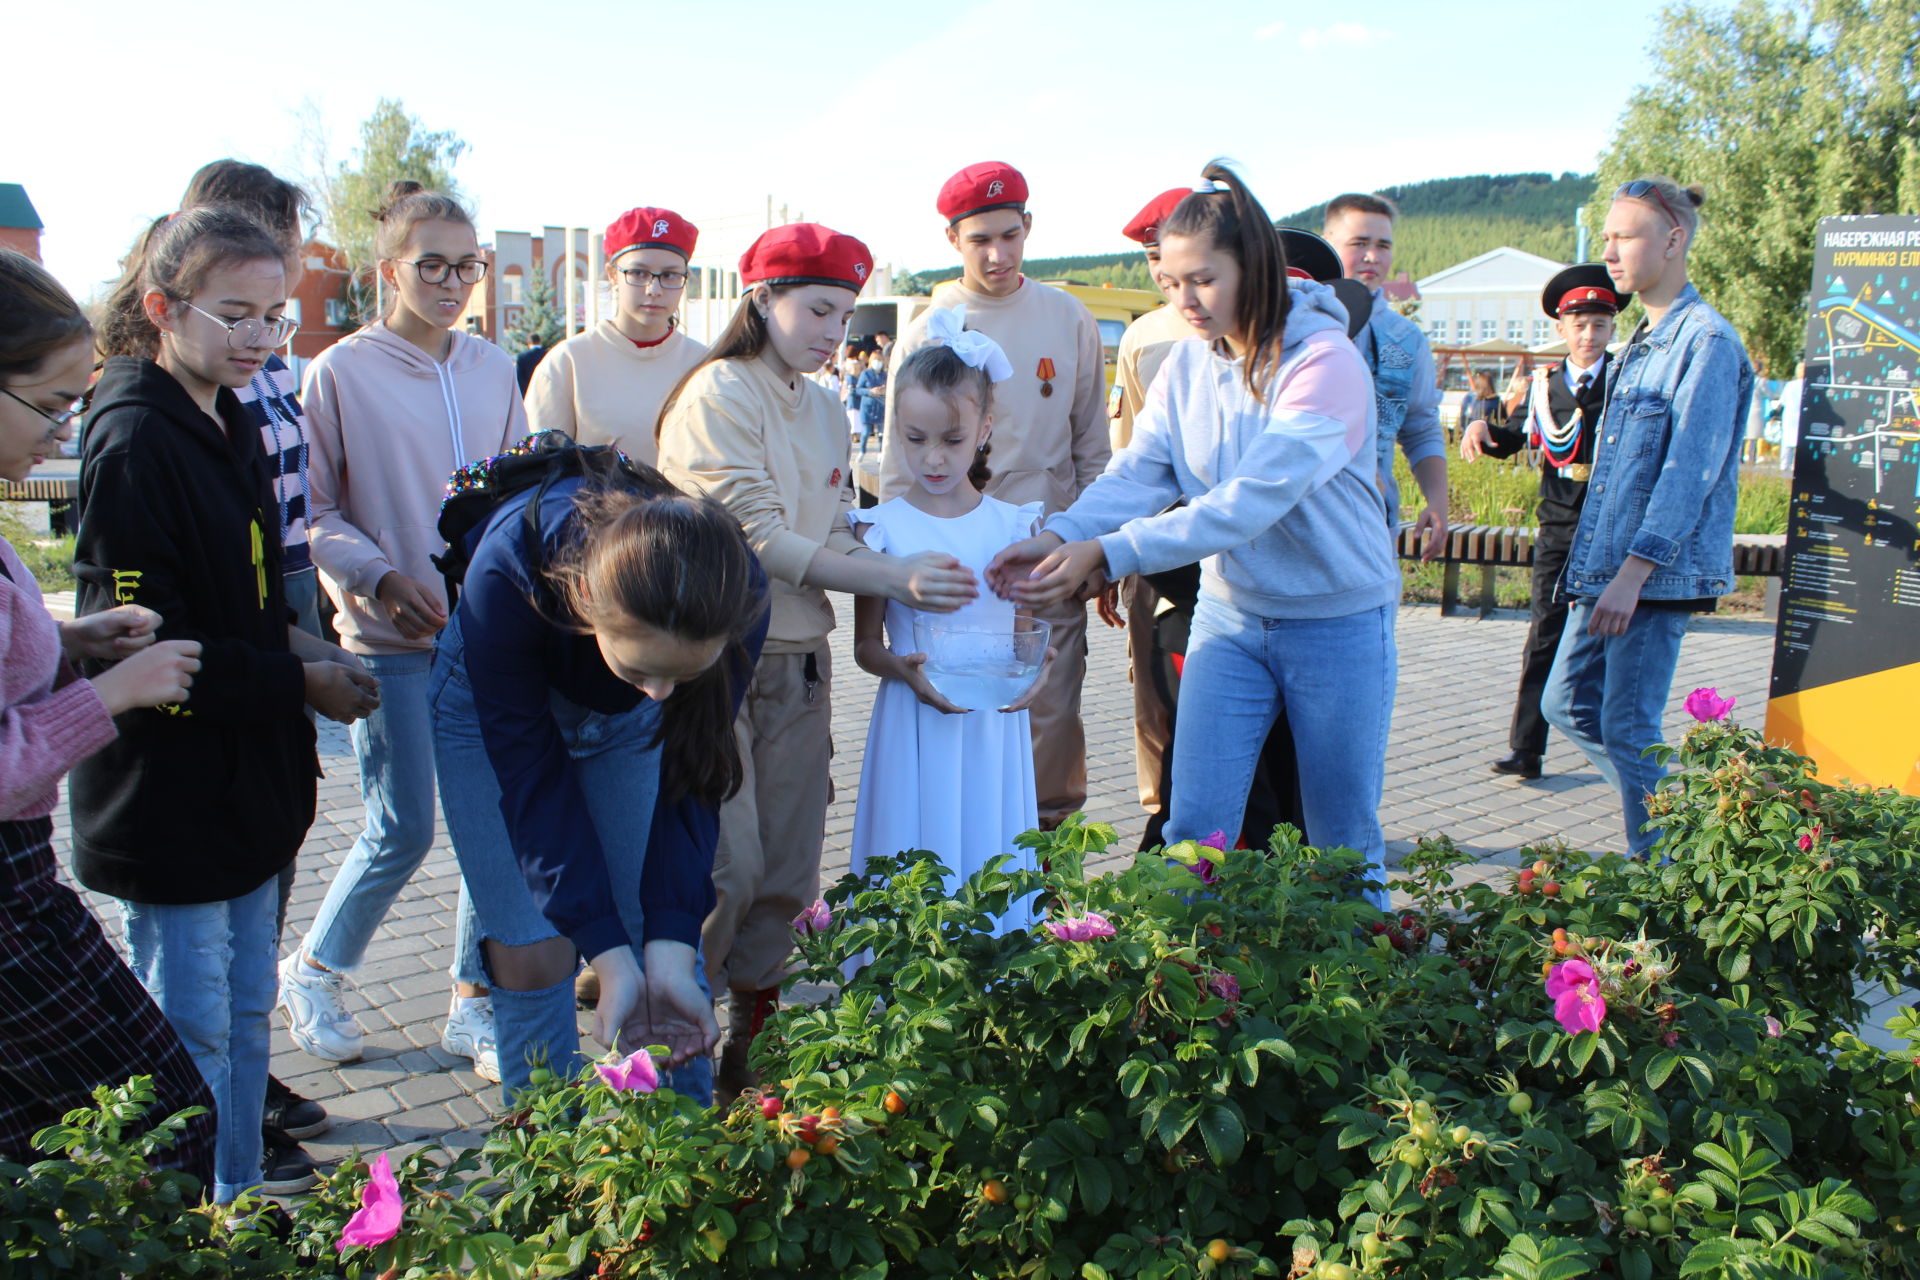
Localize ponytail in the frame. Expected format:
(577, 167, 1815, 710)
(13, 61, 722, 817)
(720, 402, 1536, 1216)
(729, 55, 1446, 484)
(0, 250, 90, 383)
(1160, 159, 1290, 404)
(655, 286, 797, 440)
(99, 206, 285, 361)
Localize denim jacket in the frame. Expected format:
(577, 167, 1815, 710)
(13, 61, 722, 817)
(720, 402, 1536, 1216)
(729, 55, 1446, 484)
(1361, 301, 1444, 525)
(1562, 284, 1754, 600)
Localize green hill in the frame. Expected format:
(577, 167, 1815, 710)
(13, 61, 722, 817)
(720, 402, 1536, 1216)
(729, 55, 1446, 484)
(909, 172, 1595, 291)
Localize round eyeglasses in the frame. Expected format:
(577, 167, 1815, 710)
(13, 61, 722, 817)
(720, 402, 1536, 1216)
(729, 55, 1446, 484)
(618, 267, 689, 291)
(185, 302, 300, 350)
(396, 258, 490, 285)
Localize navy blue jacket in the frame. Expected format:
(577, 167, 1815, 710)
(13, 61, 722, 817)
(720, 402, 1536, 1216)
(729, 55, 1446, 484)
(453, 473, 767, 958)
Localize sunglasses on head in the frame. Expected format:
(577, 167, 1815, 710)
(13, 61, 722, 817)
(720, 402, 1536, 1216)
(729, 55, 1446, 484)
(1614, 181, 1682, 228)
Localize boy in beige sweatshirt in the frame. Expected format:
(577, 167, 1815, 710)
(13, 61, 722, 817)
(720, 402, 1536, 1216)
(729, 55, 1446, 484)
(525, 207, 707, 465)
(880, 162, 1108, 827)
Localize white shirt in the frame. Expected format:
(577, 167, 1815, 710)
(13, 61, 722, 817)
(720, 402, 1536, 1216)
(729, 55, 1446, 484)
(1563, 356, 1602, 396)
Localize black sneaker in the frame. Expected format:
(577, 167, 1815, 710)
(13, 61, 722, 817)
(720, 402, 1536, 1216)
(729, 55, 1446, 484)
(259, 1124, 320, 1196)
(264, 1075, 329, 1140)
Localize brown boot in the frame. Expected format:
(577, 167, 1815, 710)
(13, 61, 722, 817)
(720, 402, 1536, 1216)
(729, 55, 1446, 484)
(714, 987, 779, 1108)
(574, 967, 600, 1010)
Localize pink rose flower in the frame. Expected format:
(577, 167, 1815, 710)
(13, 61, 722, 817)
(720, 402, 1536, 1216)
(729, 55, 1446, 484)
(1208, 971, 1241, 1003)
(1544, 958, 1607, 1035)
(1045, 913, 1116, 942)
(1662, 1030, 1681, 1049)
(596, 1047, 661, 1094)
(336, 1152, 403, 1252)
(792, 899, 832, 935)
(1764, 1016, 1783, 1038)
(1797, 824, 1822, 853)
(1684, 687, 1736, 722)
(1199, 831, 1228, 851)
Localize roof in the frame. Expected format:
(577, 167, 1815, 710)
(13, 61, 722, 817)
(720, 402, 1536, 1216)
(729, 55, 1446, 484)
(0, 184, 43, 231)
(1417, 246, 1565, 294)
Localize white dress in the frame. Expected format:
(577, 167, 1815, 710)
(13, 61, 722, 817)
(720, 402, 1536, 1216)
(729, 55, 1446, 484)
(848, 495, 1043, 932)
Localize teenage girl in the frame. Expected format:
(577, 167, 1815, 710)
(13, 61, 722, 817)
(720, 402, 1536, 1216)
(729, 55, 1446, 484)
(75, 208, 379, 1201)
(281, 182, 525, 1081)
(848, 308, 1047, 931)
(524, 207, 707, 465)
(0, 249, 214, 1188)
(655, 223, 976, 1102)
(988, 163, 1400, 908)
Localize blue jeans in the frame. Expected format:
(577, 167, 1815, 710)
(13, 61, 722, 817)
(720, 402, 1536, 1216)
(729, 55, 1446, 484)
(1541, 600, 1691, 858)
(119, 877, 279, 1203)
(428, 616, 713, 1105)
(276, 566, 324, 938)
(301, 650, 483, 985)
(1167, 597, 1397, 910)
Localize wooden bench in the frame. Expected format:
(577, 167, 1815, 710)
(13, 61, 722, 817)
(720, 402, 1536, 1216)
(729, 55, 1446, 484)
(1399, 524, 1788, 618)
(0, 476, 79, 536)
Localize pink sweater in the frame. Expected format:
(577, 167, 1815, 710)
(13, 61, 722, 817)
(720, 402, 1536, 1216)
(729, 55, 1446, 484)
(0, 537, 116, 821)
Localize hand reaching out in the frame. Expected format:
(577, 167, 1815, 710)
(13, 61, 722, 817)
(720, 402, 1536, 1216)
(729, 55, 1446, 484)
(61, 604, 161, 662)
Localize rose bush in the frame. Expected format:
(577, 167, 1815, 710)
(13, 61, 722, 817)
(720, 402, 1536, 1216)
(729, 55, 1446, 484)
(7, 713, 1918, 1278)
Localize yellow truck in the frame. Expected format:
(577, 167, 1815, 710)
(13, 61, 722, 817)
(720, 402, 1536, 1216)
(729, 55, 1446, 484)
(1039, 281, 1167, 393)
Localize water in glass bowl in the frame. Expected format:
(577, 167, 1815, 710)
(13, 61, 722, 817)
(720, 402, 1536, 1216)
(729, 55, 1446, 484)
(913, 614, 1051, 712)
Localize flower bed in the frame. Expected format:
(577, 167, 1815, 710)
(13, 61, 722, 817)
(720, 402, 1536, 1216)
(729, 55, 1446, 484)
(7, 709, 1918, 1278)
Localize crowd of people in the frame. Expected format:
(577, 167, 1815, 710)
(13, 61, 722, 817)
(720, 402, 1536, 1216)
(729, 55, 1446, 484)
(0, 155, 1753, 1204)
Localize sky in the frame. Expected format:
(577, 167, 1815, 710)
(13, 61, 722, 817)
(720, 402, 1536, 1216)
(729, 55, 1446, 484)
(7, 0, 1675, 303)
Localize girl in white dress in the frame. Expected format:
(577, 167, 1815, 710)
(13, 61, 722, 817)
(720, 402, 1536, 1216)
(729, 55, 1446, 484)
(848, 309, 1051, 931)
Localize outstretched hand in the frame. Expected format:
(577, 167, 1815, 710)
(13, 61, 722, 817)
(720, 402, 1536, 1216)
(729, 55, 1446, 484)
(1006, 539, 1109, 610)
(590, 941, 719, 1070)
(984, 532, 1065, 599)
(895, 551, 978, 614)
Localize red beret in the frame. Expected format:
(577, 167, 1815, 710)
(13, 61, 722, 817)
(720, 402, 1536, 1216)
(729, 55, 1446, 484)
(938, 161, 1029, 225)
(738, 222, 872, 292)
(604, 207, 698, 261)
(1121, 188, 1190, 246)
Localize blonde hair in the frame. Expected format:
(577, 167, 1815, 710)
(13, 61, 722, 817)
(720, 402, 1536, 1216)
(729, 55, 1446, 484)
(1615, 175, 1706, 241)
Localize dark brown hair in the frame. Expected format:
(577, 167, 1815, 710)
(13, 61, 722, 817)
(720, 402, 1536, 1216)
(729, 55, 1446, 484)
(98, 207, 286, 361)
(654, 286, 802, 439)
(181, 160, 311, 254)
(0, 250, 91, 384)
(1325, 191, 1400, 223)
(1161, 160, 1291, 404)
(892, 342, 996, 489)
(547, 454, 768, 806)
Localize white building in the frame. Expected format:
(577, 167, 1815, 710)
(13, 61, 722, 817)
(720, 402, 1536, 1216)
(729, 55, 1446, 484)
(1417, 247, 1567, 351)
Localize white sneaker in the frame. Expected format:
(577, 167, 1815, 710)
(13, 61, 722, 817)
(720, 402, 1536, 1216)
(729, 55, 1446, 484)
(442, 996, 501, 1084)
(276, 952, 365, 1062)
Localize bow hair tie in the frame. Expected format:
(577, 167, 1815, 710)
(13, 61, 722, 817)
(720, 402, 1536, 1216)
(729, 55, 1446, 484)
(926, 305, 1014, 382)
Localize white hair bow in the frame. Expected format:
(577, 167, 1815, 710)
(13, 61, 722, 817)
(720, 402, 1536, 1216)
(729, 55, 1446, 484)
(926, 305, 1013, 382)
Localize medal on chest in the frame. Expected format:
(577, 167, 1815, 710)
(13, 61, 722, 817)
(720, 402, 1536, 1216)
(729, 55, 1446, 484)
(1037, 357, 1056, 398)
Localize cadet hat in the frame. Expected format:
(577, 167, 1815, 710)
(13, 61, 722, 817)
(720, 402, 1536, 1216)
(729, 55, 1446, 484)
(938, 162, 1029, 225)
(1543, 263, 1630, 318)
(738, 222, 873, 292)
(1121, 189, 1191, 247)
(1277, 228, 1343, 283)
(605, 207, 698, 262)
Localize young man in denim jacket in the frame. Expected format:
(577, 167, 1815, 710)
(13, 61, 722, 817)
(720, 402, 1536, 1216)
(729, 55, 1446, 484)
(1324, 193, 1448, 559)
(1542, 177, 1754, 857)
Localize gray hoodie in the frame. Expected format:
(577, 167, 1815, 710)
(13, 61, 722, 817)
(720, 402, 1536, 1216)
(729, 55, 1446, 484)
(1046, 281, 1398, 620)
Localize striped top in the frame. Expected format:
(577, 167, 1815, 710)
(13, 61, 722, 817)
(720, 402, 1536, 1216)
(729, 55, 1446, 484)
(232, 353, 311, 573)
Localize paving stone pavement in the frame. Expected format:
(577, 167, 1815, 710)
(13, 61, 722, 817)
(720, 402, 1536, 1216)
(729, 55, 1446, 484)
(50, 597, 1909, 1171)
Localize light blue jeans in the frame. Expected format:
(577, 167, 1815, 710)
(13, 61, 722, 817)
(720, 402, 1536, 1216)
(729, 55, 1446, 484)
(1167, 597, 1397, 910)
(120, 877, 279, 1203)
(1541, 600, 1691, 858)
(301, 650, 483, 985)
(428, 616, 713, 1105)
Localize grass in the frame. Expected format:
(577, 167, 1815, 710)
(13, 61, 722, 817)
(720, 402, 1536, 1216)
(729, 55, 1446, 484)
(0, 505, 76, 593)
(1393, 454, 1788, 613)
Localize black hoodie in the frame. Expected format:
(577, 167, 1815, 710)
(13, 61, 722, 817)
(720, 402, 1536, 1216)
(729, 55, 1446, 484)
(70, 357, 317, 904)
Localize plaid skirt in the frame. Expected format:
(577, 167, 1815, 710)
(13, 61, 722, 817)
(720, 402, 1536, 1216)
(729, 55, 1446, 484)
(0, 816, 216, 1186)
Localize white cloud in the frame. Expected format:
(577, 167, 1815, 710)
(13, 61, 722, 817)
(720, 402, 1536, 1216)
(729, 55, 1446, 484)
(1253, 20, 1286, 40)
(1298, 23, 1389, 51)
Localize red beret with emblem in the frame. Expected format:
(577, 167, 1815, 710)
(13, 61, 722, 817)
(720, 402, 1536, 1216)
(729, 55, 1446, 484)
(738, 222, 873, 292)
(938, 161, 1029, 225)
(604, 207, 698, 262)
(1121, 188, 1190, 246)
(1542, 262, 1631, 318)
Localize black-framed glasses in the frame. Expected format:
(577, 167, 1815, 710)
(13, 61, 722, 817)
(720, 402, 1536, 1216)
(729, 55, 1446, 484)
(1613, 180, 1681, 228)
(1, 385, 85, 430)
(185, 302, 300, 350)
(396, 258, 489, 285)
(618, 267, 689, 291)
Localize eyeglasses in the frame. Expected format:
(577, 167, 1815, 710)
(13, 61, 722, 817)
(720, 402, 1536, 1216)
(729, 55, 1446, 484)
(618, 267, 689, 291)
(1, 385, 86, 430)
(396, 258, 490, 285)
(1613, 180, 1681, 228)
(185, 302, 300, 350)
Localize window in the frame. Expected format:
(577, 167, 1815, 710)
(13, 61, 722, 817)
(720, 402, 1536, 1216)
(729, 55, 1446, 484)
(501, 273, 524, 305)
(1533, 320, 1551, 346)
(1454, 319, 1471, 341)
(324, 298, 349, 327)
(1506, 320, 1525, 342)
(1428, 322, 1446, 342)
(1481, 319, 1497, 339)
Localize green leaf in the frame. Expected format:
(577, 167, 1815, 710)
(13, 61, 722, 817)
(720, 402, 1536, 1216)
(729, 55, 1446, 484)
(1197, 1104, 1245, 1165)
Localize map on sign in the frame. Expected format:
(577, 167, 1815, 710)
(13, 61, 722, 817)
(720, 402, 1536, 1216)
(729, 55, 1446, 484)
(1767, 214, 1920, 795)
